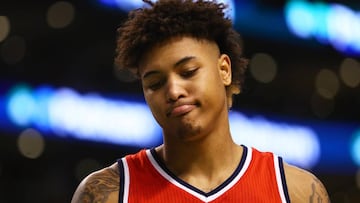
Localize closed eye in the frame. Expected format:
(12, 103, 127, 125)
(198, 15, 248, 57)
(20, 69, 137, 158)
(180, 68, 198, 78)
(147, 79, 166, 90)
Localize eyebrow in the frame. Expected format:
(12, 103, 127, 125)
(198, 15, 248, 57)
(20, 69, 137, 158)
(174, 56, 195, 67)
(142, 56, 196, 80)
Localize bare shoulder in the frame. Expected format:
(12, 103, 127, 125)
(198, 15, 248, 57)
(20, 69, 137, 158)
(71, 162, 120, 203)
(284, 163, 330, 203)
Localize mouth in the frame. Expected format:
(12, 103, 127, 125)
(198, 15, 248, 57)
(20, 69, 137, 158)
(166, 104, 197, 117)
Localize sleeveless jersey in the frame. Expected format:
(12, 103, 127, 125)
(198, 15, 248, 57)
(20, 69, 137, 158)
(117, 146, 290, 203)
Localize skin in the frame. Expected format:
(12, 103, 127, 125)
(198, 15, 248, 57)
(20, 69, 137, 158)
(71, 36, 330, 203)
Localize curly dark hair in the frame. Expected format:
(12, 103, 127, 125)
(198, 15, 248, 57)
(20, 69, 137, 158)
(115, 0, 248, 107)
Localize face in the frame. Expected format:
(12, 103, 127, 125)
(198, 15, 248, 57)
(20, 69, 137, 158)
(139, 37, 232, 141)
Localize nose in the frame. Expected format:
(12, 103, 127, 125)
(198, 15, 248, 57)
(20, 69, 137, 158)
(166, 75, 186, 102)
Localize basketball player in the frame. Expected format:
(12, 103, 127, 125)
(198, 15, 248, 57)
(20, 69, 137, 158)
(71, 0, 330, 202)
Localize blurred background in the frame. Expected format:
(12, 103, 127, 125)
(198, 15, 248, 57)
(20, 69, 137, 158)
(0, 0, 360, 202)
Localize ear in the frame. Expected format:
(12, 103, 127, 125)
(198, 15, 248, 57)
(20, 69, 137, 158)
(218, 54, 232, 86)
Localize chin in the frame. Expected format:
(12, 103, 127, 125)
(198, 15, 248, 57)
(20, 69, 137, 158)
(175, 121, 202, 139)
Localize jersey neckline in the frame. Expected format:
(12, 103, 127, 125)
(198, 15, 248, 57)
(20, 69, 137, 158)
(146, 145, 252, 202)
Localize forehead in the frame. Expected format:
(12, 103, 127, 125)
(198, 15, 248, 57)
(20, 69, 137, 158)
(139, 37, 219, 71)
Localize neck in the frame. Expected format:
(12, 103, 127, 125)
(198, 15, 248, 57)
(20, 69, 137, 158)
(156, 124, 243, 191)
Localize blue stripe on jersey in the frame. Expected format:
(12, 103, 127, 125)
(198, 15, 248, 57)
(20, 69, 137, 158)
(117, 159, 125, 203)
(278, 157, 291, 203)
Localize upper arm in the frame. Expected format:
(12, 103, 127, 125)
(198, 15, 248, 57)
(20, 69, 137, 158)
(71, 163, 120, 203)
(284, 163, 330, 203)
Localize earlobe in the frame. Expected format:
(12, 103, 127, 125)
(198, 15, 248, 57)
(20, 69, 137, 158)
(219, 54, 232, 86)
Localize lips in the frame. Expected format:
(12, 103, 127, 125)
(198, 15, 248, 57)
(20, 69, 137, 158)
(167, 104, 197, 117)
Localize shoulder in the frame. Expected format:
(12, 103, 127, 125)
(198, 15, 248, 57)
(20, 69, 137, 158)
(71, 162, 120, 203)
(283, 163, 330, 203)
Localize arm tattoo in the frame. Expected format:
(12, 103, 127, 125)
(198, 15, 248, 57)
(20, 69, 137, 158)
(79, 168, 119, 203)
(309, 177, 330, 203)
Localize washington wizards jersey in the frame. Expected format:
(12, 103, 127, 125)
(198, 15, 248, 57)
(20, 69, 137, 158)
(117, 146, 290, 202)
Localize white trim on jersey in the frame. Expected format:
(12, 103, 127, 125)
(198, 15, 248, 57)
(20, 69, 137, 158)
(121, 157, 130, 203)
(274, 156, 288, 203)
(145, 148, 252, 202)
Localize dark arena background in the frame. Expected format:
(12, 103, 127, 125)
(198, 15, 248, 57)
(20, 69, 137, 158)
(0, 0, 360, 202)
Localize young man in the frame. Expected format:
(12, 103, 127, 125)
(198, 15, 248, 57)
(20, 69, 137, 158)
(71, 0, 330, 202)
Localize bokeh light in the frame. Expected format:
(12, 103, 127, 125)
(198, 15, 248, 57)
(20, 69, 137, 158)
(0, 35, 26, 65)
(250, 53, 277, 83)
(315, 68, 340, 99)
(6, 84, 36, 126)
(0, 16, 10, 42)
(230, 112, 320, 169)
(17, 128, 45, 159)
(46, 1, 75, 29)
(32, 85, 54, 132)
(351, 129, 360, 167)
(339, 58, 360, 88)
(285, 1, 360, 55)
(327, 4, 359, 52)
(285, 0, 317, 38)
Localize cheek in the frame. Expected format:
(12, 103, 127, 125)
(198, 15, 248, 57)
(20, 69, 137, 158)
(145, 94, 159, 110)
(200, 75, 227, 104)
(201, 71, 224, 93)
(144, 94, 165, 120)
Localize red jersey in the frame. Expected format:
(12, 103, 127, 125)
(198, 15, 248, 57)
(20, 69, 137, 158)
(117, 146, 290, 203)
